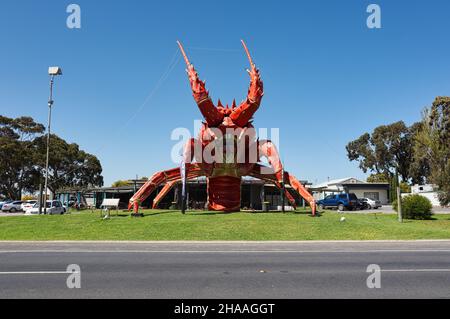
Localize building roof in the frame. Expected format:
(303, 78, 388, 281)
(310, 177, 366, 190)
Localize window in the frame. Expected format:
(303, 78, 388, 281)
(339, 194, 347, 199)
(364, 192, 379, 200)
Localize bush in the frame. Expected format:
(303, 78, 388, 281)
(392, 195, 433, 220)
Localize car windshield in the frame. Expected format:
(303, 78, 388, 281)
(349, 194, 358, 200)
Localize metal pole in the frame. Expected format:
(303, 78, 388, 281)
(396, 171, 403, 223)
(38, 182, 43, 215)
(181, 160, 186, 214)
(43, 75, 54, 214)
(280, 169, 285, 213)
(261, 185, 265, 212)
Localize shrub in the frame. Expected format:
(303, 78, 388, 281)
(393, 195, 433, 220)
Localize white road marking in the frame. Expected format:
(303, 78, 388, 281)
(0, 249, 449, 254)
(0, 271, 79, 275)
(382, 269, 450, 272)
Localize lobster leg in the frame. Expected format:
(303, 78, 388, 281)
(248, 164, 297, 208)
(152, 169, 205, 209)
(128, 163, 203, 212)
(256, 140, 317, 215)
(284, 171, 317, 216)
(153, 181, 178, 209)
(257, 140, 283, 181)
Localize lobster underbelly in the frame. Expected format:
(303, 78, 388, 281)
(207, 176, 241, 212)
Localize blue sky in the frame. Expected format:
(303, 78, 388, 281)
(1, 0, 449, 186)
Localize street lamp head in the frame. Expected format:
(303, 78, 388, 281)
(48, 67, 62, 76)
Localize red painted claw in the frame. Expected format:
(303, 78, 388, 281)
(241, 40, 254, 68)
(177, 40, 191, 67)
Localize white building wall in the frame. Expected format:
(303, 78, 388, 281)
(350, 189, 389, 205)
(406, 184, 441, 206)
(402, 192, 441, 207)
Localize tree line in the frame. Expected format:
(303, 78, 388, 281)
(346, 96, 450, 206)
(0, 115, 103, 200)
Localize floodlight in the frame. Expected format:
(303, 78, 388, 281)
(48, 67, 62, 76)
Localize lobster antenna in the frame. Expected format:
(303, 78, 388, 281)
(177, 40, 191, 67)
(241, 40, 254, 67)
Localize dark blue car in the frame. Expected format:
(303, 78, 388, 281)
(317, 193, 359, 211)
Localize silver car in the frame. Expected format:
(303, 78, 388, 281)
(362, 198, 382, 209)
(25, 200, 65, 215)
(1, 201, 23, 212)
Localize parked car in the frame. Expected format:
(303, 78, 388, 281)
(360, 198, 382, 209)
(356, 198, 369, 210)
(25, 200, 65, 215)
(1, 201, 23, 212)
(0, 200, 12, 210)
(317, 193, 359, 211)
(21, 200, 37, 212)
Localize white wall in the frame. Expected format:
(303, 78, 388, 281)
(350, 189, 389, 205)
(402, 192, 441, 207)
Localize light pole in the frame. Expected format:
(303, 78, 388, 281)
(43, 67, 62, 214)
(396, 168, 403, 223)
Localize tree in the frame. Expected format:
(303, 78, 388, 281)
(0, 116, 44, 199)
(372, 121, 415, 181)
(399, 182, 411, 194)
(346, 121, 418, 181)
(32, 134, 104, 194)
(0, 115, 104, 199)
(346, 121, 417, 181)
(366, 173, 388, 183)
(112, 180, 129, 187)
(412, 97, 450, 206)
(347, 121, 421, 202)
(346, 133, 378, 174)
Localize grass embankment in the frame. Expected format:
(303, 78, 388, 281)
(0, 209, 449, 241)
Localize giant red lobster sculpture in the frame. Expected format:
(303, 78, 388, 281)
(129, 40, 316, 215)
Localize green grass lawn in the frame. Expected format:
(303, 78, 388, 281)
(0, 209, 449, 241)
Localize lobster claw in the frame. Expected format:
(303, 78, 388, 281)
(178, 40, 224, 126)
(177, 40, 191, 67)
(241, 39, 255, 68)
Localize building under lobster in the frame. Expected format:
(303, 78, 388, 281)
(57, 177, 312, 211)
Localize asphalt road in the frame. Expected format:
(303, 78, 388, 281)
(0, 241, 449, 299)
